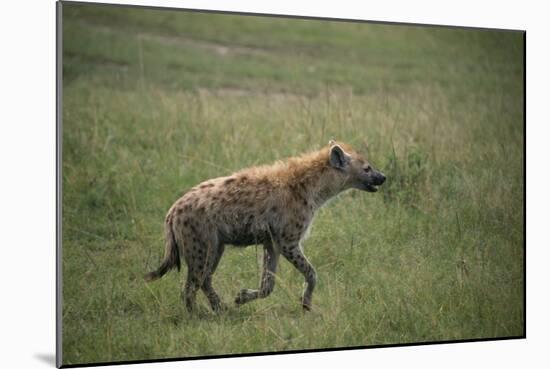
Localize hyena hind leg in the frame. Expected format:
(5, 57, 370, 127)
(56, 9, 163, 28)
(201, 276, 225, 312)
(182, 270, 200, 313)
(235, 241, 279, 305)
(200, 244, 226, 312)
(181, 233, 225, 313)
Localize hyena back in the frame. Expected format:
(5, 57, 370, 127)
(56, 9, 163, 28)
(145, 140, 385, 312)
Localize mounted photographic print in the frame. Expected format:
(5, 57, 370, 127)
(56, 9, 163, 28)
(57, 1, 525, 367)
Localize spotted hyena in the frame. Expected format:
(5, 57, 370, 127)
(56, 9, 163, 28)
(145, 140, 386, 312)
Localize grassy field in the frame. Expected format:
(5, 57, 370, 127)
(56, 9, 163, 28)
(61, 2, 525, 366)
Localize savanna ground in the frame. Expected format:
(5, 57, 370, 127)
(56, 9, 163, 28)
(61, 2, 525, 366)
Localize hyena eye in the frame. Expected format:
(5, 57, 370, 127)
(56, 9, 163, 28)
(364, 166, 371, 173)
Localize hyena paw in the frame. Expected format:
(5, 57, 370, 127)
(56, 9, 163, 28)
(301, 297, 312, 311)
(212, 301, 228, 313)
(235, 289, 257, 305)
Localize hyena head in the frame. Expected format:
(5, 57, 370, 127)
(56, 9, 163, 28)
(328, 140, 386, 192)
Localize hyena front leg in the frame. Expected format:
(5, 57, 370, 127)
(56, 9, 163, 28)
(280, 243, 317, 311)
(235, 240, 279, 305)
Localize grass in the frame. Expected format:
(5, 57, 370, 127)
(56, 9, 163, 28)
(61, 2, 525, 366)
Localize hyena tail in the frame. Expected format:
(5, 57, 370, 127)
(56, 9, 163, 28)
(144, 218, 181, 282)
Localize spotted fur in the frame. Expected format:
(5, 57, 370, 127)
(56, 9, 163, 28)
(145, 140, 385, 312)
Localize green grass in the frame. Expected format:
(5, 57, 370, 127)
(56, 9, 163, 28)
(61, 2, 525, 366)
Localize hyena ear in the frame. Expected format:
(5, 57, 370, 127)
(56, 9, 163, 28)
(329, 145, 349, 169)
(328, 139, 336, 146)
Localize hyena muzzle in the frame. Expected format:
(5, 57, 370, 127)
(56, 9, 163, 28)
(145, 140, 385, 313)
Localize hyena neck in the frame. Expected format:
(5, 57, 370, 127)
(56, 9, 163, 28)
(287, 149, 348, 210)
(310, 170, 348, 209)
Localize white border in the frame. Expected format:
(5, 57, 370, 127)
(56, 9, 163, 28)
(2, 1, 548, 368)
